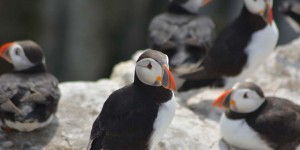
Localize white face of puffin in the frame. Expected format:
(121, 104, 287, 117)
(0, 43, 35, 71)
(227, 88, 265, 113)
(136, 58, 163, 86)
(171, 0, 212, 13)
(244, 0, 274, 24)
(213, 82, 265, 113)
(136, 55, 176, 91)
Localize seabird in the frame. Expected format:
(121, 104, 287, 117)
(149, 0, 215, 68)
(280, 0, 300, 32)
(214, 82, 300, 150)
(179, 0, 279, 91)
(0, 40, 61, 132)
(87, 50, 177, 150)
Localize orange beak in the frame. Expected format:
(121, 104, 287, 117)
(161, 65, 177, 91)
(201, 0, 212, 6)
(212, 90, 232, 108)
(0, 42, 13, 62)
(265, 1, 273, 25)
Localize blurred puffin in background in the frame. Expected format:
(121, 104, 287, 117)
(280, 0, 300, 32)
(149, 0, 215, 69)
(214, 82, 300, 150)
(179, 0, 279, 91)
(0, 40, 60, 132)
(88, 50, 176, 150)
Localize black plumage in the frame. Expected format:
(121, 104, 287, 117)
(149, 1, 215, 68)
(225, 97, 300, 150)
(280, 0, 300, 25)
(0, 72, 60, 122)
(179, 4, 275, 91)
(88, 50, 175, 150)
(89, 84, 172, 150)
(216, 82, 300, 150)
(0, 40, 60, 131)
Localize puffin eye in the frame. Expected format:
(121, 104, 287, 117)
(244, 93, 248, 99)
(147, 62, 152, 70)
(15, 48, 21, 56)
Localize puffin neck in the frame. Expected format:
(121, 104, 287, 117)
(240, 6, 267, 31)
(225, 100, 267, 120)
(14, 63, 47, 74)
(167, 2, 197, 15)
(133, 74, 173, 104)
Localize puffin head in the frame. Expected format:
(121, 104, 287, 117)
(0, 40, 45, 71)
(135, 50, 176, 91)
(244, 0, 274, 25)
(213, 82, 265, 113)
(171, 0, 213, 13)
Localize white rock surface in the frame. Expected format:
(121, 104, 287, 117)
(1, 38, 300, 150)
(249, 39, 300, 103)
(0, 80, 223, 150)
(110, 50, 143, 87)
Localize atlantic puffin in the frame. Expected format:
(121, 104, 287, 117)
(149, 0, 215, 68)
(280, 0, 300, 31)
(213, 82, 300, 150)
(0, 40, 61, 132)
(179, 0, 279, 91)
(87, 50, 177, 150)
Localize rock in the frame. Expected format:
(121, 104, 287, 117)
(110, 60, 135, 86)
(249, 38, 300, 103)
(1, 80, 121, 150)
(2, 38, 300, 150)
(46, 80, 121, 149)
(178, 88, 224, 122)
(0, 80, 224, 150)
(158, 104, 223, 150)
(110, 50, 143, 86)
(1, 141, 13, 148)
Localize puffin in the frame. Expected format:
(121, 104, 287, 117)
(280, 0, 300, 31)
(0, 40, 61, 132)
(179, 0, 279, 91)
(87, 50, 177, 150)
(148, 0, 215, 68)
(213, 82, 300, 150)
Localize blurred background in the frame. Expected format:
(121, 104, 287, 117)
(0, 0, 298, 81)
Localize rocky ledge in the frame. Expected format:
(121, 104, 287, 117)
(1, 38, 300, 150)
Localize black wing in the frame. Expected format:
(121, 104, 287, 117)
(88, 85, 157, 150)
(149, 13, 180, 51)
(0, 74, 25, 114)
(0, 73, 60, 122)
(280, 1, 300, 24)
(181, 13, 252, 80)
(28, 73, 61, 104)
(149, 14, 215, 51)
(88, 115, 105, 150)
(183, 16, 216, 51)
(178, 19, 250, 91)
(180, 25, 249, 80)
(247, 97, 300, 149)
(26, 73, 61, 118)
